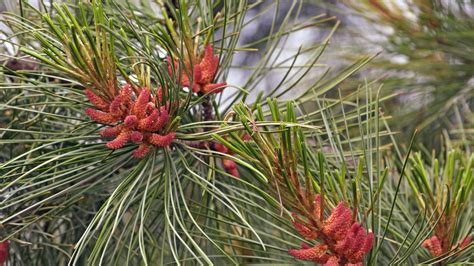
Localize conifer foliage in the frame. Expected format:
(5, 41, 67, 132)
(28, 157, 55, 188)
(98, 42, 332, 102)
(0, 1, 472, 265)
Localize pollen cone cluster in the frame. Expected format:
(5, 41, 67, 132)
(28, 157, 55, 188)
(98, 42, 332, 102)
(168, 45, 226, 94)
(0, 241, 8, 266)
(213, 143, 240, 178)
(85, 84, 175, 158)
(422, 235, 471, 257)
(289, 195, 374, 265)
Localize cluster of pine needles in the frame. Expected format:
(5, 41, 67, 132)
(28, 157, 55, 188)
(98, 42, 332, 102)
(0, 1, 472, 265)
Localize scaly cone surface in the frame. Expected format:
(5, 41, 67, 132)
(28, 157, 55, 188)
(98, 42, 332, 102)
(288, 195, 374, 265)
(422, 234, 471, 257)
(84, 85, 175, 158)
(168, 45, 226, 94)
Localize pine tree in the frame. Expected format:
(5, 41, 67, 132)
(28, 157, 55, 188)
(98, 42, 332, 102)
(0, 1, 471, 265)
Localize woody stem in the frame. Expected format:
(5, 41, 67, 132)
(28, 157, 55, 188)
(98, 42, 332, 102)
(202, 96, 214, 121)
(201, 94, 214, 131)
